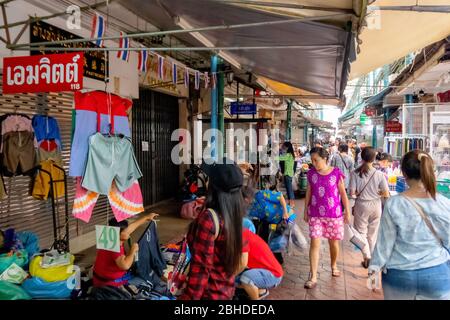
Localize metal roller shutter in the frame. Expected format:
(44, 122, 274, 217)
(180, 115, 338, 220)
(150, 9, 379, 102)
(0, 74, 113, 249)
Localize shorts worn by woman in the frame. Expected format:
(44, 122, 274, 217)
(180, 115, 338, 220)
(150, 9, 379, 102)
(307, 167, 345, 240)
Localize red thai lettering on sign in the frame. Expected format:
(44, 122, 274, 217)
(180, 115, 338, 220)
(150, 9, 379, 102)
(2, 52, 84, 94)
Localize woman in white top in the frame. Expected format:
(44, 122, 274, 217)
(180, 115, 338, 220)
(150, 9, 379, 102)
(369, 150, 450, 300)
(349, 147, 390, 269)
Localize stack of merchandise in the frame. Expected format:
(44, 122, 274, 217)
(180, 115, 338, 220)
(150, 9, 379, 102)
(0, 228, 39, 300)
(21, 250, 79, 299)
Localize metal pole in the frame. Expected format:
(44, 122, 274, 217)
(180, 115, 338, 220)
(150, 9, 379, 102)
(10, 13, 349, 49)
(236, 82, 239, 120)
(210, 0, 354, 13)
(12, 44, 343, 51)
(211, 55, 218, 160)
(286, 100, 292, 141)
(1, 4, 11, 44)
(218, 59, 225, 159)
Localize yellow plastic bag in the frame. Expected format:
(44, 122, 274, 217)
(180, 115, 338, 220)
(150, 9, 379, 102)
(29, 255, 75, 283)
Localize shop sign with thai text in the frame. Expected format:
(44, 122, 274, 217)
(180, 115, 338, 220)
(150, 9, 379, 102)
(30, 21, 107, 82)
(385, 121, 402, 133)
(231, 102, 257, 115)
(2, 52, 84, 94)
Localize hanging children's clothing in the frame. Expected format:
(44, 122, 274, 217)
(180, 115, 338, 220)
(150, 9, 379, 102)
(81, 133, 142, 195)
(72, 177, 144, 223)
(1, 114, 38, 152)
(32, 115, 62, 150)
(37, 146, 63, 165)
(32, 159, 65, 200)
(2, 131, 37, 176)
(69, 91, 132, 177)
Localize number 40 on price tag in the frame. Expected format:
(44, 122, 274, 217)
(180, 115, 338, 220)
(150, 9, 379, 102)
(95, 225, 121, 253)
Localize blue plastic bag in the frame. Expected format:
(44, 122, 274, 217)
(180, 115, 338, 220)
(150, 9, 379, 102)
(22, 275, 75, 299)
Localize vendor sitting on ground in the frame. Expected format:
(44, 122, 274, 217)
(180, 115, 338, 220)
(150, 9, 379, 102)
(93, 213, 158, 287)
(243, 186, 296, 225)
(235, 228, 284, 300)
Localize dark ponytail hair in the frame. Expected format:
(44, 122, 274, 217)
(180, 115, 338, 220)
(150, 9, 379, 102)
(204, 183, 244, 275)
(376, 152, 392, 162)
(401, 150, 437, 200)
(283, 141, 295, 159)
(355, 146, 377, 178)
(310, 147, 329, 162)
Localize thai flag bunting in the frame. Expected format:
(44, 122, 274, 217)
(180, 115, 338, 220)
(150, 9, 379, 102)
(91, 13, 106, 47)
(195, 71, 200, 90)
(204, 72, 210, 89)
(158, 55, 165, 80)
(184, 68, 189, 88)
(212, 72, 217, 89)
(172, 62, 177, 85)
(117, 32, 130, 62)
(137, 50, 148, 72)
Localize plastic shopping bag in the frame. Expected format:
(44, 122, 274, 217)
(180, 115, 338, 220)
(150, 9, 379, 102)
(0, 280, 31, 300)
(345, 224, 367, 252)
(22, 276, 75, 299)
(286, 223, 308, 255)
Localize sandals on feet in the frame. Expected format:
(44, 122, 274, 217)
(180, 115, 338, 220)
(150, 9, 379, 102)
(332, 268, 341, 277)
(304, 279, 317, 289)
(258, 289, 269, 300)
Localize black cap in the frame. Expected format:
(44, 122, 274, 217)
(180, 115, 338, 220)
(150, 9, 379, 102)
(201, 157, 243, 192)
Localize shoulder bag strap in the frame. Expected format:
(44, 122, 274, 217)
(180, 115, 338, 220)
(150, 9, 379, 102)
(208, 208, 220, 240)
(403, 195, 445, 248)
(356, 170, 377, 197)
(338, 153, 349, 170)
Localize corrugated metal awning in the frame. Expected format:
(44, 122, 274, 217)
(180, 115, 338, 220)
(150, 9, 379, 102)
(119, 0, 358, 101)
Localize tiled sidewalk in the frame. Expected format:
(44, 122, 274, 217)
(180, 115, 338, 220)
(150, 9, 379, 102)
(267, 199, 384, 300)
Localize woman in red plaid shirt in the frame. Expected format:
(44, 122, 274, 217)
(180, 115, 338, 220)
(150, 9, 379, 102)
(179, 158, 245, 300)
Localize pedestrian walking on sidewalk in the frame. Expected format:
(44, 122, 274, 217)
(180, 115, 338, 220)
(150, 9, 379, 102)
(369, 150, 450, 300)
(277, 141, 296, 208)
(329, 143, 354, 191)
(349, 147, 390, 269)
(179, 158, 245, 300)
(303, 147, 351, 289)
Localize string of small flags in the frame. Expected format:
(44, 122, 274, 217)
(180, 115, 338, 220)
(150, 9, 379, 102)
(93, 12, 219, 90)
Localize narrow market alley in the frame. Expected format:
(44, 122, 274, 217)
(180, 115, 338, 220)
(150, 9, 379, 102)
(74, 197, 383, 301)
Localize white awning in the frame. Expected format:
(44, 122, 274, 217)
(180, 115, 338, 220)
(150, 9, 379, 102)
(350, 0, 450, 80)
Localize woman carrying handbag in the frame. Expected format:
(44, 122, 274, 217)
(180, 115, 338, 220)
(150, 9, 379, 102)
(369, 150, 450, 300)
(349, 147, 390, 269)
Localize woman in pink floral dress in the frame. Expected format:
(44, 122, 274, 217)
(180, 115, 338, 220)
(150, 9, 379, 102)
(303, 147, 351, 289)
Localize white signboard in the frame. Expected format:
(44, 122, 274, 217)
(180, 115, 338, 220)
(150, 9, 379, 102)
(95, 225, 121, 253)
